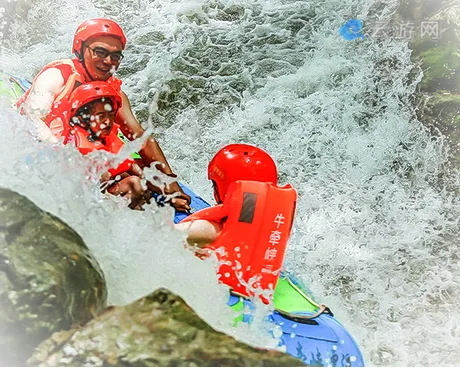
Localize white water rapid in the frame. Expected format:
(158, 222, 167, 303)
(1, 0, 459, 365)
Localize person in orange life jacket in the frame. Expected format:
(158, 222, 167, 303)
(175, 144, 297, 301)
(17, 18, 190, 212)
(67, 81, 151, 210)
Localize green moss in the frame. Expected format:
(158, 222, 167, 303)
(418, 43, 460, 93)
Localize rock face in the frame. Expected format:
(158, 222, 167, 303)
(398, 0, 460, 165)
(29, 288, 306, 367)
(0, 188, 107, 366)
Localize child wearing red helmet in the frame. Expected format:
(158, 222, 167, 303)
(66, 81, 150, 210)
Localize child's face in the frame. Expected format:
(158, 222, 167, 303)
(88, 100, 116, 138)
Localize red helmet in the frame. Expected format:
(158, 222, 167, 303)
(69, 81, 122, 116)
(208, 144, 278, 202)
(72, 18, 127, 56)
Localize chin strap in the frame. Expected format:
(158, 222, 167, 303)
(76, 46, 97, 82)
(81, 60, 96, 82)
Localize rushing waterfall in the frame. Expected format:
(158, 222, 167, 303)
(1, 0, 459, 365)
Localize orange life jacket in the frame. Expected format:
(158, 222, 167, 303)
(181, 180, 297, 302)
(16, 58, 123, 139)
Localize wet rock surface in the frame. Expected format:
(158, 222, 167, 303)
(29, 288, 306, 367)
(0, 188, 107, 366)
(399, 0, 460, 164)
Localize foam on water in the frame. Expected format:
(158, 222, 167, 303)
(2, 0, 460, 365)
(0, 99, 280, 349)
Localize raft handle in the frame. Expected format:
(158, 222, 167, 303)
(230, 290, 334, 323)
(274, 303, 334, 323)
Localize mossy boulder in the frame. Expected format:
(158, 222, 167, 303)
(416, 43, 460, 93)
(29, 288, 306, 367)
(0, 188, 107, 366)
(397, 0, 460, 165)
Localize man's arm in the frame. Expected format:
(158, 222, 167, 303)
(117, 91, 191, 211)
(175, 219, 222, 248)
(22, 68, 64, 143)
(117, 93, 173, 172)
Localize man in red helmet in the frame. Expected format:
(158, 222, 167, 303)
(17, 18, 190, 212)
(175, 144, 297, 301)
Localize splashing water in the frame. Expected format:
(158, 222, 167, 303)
(2, 0, 460, 365)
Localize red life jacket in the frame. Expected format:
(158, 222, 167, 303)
(181, 180, 297, 302)
(17, 59, 132, 177)
(16, 58, 123, 139)
(65, 123, 134, 176)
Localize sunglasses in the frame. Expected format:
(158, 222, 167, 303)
(87, 46, 124, 62)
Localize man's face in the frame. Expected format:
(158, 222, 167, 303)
(82, 35, 123, 81)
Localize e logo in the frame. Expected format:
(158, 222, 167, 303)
(339, 19, 365, 40)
